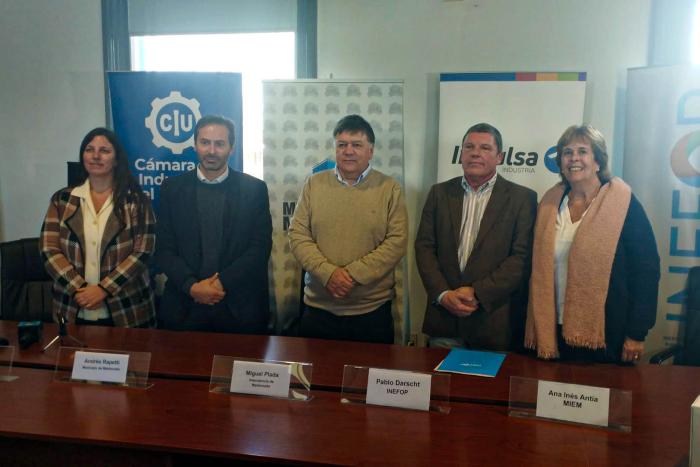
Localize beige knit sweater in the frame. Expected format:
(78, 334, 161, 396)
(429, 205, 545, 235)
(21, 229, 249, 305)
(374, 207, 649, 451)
(288, 169, 408, 315)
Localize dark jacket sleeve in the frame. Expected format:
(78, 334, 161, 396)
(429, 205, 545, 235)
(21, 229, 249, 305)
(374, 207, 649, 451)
(154, 177, 198, 294)
(621, 194, 660, 341)
(472, 187, 538, 313)
(414, 184, 452, 302)
(218, 178, 273, 296)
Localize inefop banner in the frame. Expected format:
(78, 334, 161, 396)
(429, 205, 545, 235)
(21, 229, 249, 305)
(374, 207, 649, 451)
(625, 65, 700, 353)
(437, 72, 586, 197)
(107, 72, 243, 211)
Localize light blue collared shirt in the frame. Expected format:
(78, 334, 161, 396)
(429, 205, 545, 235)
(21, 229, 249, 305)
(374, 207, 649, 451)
(335, 164, 372, 186)
(196, 165, 229, 184)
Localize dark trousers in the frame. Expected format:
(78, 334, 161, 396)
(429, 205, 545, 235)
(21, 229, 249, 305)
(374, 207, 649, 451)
(299, 301, 394, 344)
(75, 316, 114, 327)
(174, 303, 266, 334)
(556, 325, 618, 364)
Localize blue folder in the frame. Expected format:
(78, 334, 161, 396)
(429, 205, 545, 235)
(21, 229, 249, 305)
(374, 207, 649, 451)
(434, 348, 506, 378)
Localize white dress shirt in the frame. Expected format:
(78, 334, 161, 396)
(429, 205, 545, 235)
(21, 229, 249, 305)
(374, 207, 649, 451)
(197, 164, 229, 184)
(335, 164, 372, 186)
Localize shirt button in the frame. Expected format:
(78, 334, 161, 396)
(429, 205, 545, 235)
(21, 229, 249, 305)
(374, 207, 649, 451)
(93, 221, 97, 225)
(91, 241, 96, 246)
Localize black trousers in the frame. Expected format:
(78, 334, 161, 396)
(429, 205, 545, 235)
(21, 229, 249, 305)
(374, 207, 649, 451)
(556, 325, 619, 364)
(299, 301, 394, 344)
(174, 302, 266, 334)
(75, 316, 114, 327)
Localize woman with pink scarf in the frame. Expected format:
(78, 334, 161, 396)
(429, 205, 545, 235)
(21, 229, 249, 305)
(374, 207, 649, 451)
(525, 125, 660, 363)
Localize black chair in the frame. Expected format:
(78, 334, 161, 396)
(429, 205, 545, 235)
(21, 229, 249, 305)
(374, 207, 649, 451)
(650, 266, 700, 365)
(0, 238, 54, 322)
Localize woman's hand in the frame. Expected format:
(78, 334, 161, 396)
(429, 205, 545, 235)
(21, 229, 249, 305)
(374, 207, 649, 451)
(621, 337, 645, 363)
(75, 285, 108, 309)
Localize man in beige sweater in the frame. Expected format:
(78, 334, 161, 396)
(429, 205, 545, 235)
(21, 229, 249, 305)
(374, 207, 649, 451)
(288, 115, 408, 343)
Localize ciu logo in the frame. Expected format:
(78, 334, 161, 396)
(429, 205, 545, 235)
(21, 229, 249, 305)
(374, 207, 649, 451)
(671, 90, 700, 187)
(144, 91, 202, 154)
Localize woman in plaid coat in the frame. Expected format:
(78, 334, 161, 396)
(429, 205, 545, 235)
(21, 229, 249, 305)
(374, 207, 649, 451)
(39, 128, 156, 327)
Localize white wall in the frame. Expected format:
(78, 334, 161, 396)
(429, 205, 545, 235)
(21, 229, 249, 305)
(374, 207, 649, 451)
(0, 0, 105, 242)
(318, 0, 652, 341)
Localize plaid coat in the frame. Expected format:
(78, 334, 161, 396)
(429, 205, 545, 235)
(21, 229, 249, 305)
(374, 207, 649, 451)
(39, 187, 156, 327)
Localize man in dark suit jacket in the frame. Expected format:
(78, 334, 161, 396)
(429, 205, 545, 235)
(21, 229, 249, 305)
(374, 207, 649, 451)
(155, 115, 272, 333)
(415, 123, 537, 350)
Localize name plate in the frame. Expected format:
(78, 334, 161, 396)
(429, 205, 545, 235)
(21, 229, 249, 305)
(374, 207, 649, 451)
(230, 360, 291, 398)
(71, 351, 129, 384)
(536, 380, 610, 427)
(365, 368, 432, 411)
(691, 396, 700, 467)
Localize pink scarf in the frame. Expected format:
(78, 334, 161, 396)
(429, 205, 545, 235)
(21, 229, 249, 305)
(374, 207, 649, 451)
(525, 177, 631, 359)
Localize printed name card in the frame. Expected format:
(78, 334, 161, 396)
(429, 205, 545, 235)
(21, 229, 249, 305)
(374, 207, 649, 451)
(230, 360, 292, 398)
(71, 351, 129, 384)
(691, 395, 700, 467)
(536, 380, 611, 427)
(365, 368, 432, 411)
(0, 345, 17, 382)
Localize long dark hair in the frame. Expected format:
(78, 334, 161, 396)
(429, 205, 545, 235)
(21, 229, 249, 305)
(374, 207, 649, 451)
(78, 128, 149, 233)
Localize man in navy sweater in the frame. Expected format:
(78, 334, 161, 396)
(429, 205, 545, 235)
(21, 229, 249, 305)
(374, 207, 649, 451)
(155, 115, 272, 333)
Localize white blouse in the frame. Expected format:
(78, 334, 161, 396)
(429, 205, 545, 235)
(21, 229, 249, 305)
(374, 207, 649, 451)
(554, 194, 589, 325)
(71, 180, 113, 321)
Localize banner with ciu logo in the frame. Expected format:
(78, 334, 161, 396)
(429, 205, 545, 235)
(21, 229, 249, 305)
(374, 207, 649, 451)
(625, 65, 700, 353)
(437, 72, 587, 197)
(107, 72, 243, 210)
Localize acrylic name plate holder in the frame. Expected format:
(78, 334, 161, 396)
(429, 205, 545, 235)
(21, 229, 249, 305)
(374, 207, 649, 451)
(0, 346, 17, 382)
(341, 365, 451, 413)
(508, 376, 632, 432)
(53, 346, 152, 389)
(209, 356, 313, 401)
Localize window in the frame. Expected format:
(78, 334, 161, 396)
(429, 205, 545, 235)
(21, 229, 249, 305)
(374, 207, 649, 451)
(693, 0, 700, 64)
(131, 32, 296, 178)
